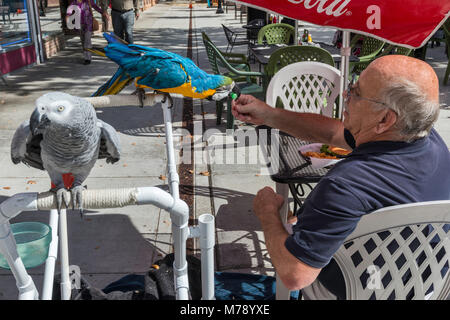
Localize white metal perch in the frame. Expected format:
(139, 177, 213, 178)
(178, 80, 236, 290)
(0, 93, 216, 300)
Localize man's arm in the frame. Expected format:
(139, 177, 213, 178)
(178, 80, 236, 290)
(232, 94, 351, 150)
(254, 187, 322, 290)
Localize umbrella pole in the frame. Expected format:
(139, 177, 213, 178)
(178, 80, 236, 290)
(339, 31, 351, 119)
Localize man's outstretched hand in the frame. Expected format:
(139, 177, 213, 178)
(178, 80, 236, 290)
(231, 94, 273, 126)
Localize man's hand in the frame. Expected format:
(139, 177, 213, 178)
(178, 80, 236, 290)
(253, 187, 284, 225)
(135, 10, 140, 20)
(231, 94, 274, 126)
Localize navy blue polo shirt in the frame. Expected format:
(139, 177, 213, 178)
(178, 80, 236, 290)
(285, 128, 450, 297)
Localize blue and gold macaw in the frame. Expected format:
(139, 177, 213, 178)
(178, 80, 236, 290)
(91, 32, 236, 103)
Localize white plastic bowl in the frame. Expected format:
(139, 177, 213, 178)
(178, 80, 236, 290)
(299, 143, 343, 169)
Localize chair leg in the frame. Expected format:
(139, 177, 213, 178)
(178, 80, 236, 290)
(226, 98, 234, 129)
(216, 101, 223, 125)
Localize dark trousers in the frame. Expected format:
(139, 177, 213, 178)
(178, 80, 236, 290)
(111, 9, 135, 44)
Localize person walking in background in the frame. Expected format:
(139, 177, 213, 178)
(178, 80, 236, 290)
(67, 0, 105, 65)
(101, 0, 140, 44)
(39, 0, 47, 16)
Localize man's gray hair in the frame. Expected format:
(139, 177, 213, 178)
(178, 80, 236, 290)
(379, 78, 440, 142)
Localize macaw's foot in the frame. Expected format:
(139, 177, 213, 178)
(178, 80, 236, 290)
(50, 187, 70, 213)
(132, 87, 146, 108)
(158, 92, 173, 108)
(70, 185, 86, 219)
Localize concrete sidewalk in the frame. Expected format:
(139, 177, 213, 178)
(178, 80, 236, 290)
(0, 1, 449, 300)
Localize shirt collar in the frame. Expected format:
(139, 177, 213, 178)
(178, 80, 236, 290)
(347, 131, 430, 157)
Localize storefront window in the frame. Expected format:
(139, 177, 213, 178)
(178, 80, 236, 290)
(0, 0, 32, 51)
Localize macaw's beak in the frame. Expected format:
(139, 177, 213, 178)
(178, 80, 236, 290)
(30, 108, 50, 135)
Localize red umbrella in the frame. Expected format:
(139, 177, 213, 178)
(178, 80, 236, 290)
(232, 0, 450, 48)
(230, 0, 449, 108)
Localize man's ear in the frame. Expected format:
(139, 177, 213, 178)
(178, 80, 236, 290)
(375, 109, 397, 134)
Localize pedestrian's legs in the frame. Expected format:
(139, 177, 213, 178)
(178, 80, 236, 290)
(111, 10, 124, 40)
(80, 29, 92, 62)
(122, 10, 135, 44)
(39, 0, 46, 16)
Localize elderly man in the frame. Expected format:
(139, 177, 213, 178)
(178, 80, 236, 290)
(231, 55, 450, 299)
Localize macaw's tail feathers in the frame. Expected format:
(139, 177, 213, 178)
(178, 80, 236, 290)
(103, 32, 129, 45)
(86, 47, 107, 57)
(91, 67, 133, 97)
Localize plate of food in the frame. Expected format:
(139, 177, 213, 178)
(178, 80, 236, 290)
(299, 143, 351, 169)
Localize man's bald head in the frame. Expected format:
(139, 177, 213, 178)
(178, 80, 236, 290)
(357, 55, 440, 142)
(362, 55, 439, 102)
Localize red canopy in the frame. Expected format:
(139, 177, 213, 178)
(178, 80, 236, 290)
(232, 0, 450, 48)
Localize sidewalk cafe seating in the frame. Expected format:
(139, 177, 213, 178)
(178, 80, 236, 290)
(300, 201, 450, 300)
(222, 24, 250, 53)
(257, 23, 295, 45)
(202, 32, 251, 78)
(202, 32, 264, 129)
(244, 18, 266, 44)
(263, 45, 335, 94)
(349, 35, 385, 74)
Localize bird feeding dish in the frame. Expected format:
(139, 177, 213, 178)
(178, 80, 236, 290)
(0, 222, 52, 269)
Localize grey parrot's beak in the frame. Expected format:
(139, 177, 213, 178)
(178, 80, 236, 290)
(30, 108, 50, 135)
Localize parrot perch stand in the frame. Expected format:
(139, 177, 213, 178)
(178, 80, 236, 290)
(0, 93, 216, 300)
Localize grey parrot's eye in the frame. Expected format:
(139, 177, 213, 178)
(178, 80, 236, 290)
(57, 106, 65, 112)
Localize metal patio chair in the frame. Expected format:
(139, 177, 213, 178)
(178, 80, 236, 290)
(222, 24, 250, 53)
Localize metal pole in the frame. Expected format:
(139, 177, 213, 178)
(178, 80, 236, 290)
(26, 0, 44, 64)
(339, 31, 351, 119)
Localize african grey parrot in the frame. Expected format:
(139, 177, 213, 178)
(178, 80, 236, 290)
(11, 92, 121, 216)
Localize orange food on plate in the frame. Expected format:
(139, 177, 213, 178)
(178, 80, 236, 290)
(329, 146, 351, 156)
(302, 152, 338, 159)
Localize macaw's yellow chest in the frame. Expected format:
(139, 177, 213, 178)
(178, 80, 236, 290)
(135, 78, 216, 99)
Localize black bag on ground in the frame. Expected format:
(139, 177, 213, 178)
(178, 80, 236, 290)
(52, 253, 202, 300)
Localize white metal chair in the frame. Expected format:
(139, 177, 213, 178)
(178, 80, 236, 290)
(332, 200, 450, 300)
(262, 61, 342, 299)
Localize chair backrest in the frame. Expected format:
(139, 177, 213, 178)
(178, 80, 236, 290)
(361, 37, 384, 55)
(222, 24, 235, 46)
(202, 32, 245, 79)
(257, 23, 295, 45)
(334, 200, 450, 300)
(265, 46, 335, 80)
(266, 61, 342, 119)
(202, 32, 222, 75)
